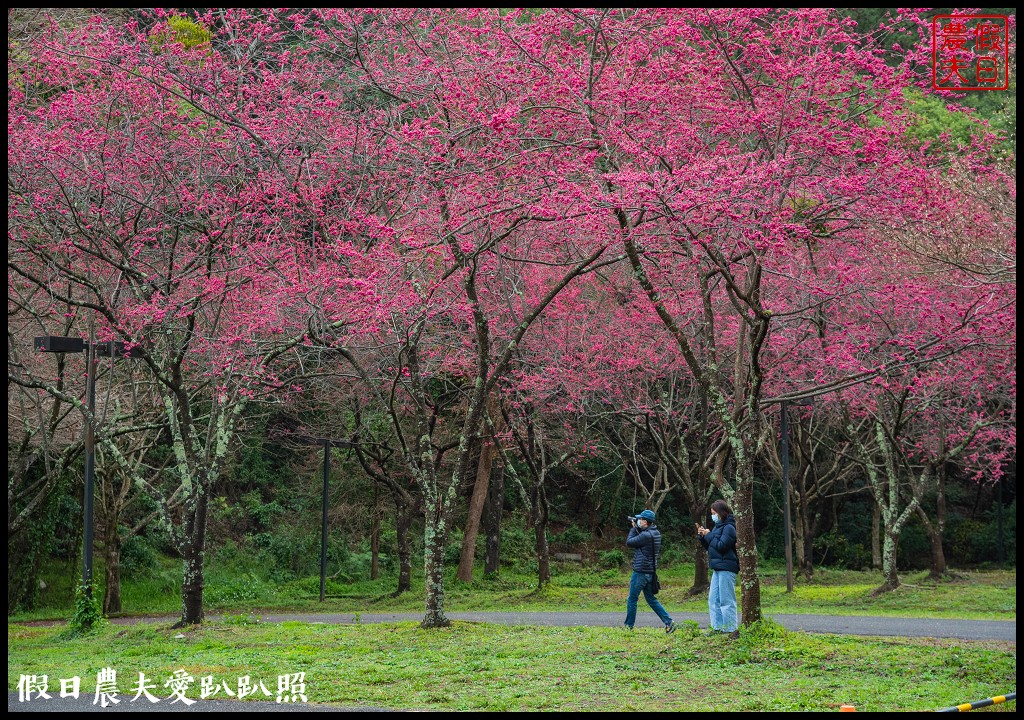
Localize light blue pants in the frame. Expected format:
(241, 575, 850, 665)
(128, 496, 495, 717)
(709, 569, 738, 632)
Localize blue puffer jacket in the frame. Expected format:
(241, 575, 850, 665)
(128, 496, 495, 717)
(626, 525, 662, 573)
(700, 515, 739, 573)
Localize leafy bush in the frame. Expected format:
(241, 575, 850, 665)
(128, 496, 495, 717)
(657, 543, 687, 566)
(61, 582, 106, 638)
(551, 525, 589, 548)
(242, 491, 286, 531)
(119, 534, 158, 579)
(249, 527, 344, 581)
(149, 15, 212, 53)
(597, 549, 626, 570)
(499, 515, 535, 567)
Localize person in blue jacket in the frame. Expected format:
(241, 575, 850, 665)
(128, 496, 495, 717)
(696, 499, 739, 635)
(624, 509, 677, 633)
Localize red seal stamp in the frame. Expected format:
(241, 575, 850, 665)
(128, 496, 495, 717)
(932, 15, 1009, 91)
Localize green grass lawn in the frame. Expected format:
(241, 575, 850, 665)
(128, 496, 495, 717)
(8, 617, 1015, 712)
(9, 558, 1016, 622)
(8, 560, 1015, 711)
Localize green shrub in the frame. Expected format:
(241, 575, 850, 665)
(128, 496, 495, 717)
(499, 515, 535, 566)
(119, 534, 158, 579)
(597, 549, 626, 570)
(150, 15, 212, 54)
(657, 543, 686, 566)
(242, 491, 286, 531)
(551, 525, 589, 548)
(61, 582, 106, 638)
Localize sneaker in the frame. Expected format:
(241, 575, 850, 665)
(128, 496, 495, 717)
(624, 625, 634, 631)
(665, 622, 678, 634)
(728, 630, 740, 640)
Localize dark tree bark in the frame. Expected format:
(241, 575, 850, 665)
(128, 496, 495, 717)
(483, 460, 504, 576)
(531, 481, 550, 588)
(394, 491, 418, 594)
(102, 527, 122, 615)
(456, 441, 497, 582)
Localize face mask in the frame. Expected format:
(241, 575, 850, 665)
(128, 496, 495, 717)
(711, 513, 720, 524)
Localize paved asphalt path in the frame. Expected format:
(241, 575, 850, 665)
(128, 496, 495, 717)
(250, 610, 1016, 641)
(17, 609, 1016, 640)
(11, 611, 1013, 712)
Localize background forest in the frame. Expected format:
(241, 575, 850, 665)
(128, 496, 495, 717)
(7, 7, 1016, 626)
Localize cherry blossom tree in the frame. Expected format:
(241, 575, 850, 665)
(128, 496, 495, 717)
(8, 11, 371, 624)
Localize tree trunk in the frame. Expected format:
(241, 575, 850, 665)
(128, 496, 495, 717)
(531, 481, 550, 588)
(871, 500, 882, 570)
(177, 488, 209, 627)
(421, 502, 451, 628)
(483, 460, 504, 576)
(102, 530, 122, 615)
(917, 496, 947, 580)
(799, 521, 814, 580)
(733, 460, 762, 626)
(370, 516, 380, 581)
(794, 462, 814, 580)
(179, 542, 206, 626)
(924, 516, 946, 580)
(394, 491, 415, 595)
(873, 528, 901, 594)
(933, 463, 949, 578)
(456, 441, 496, 582)
(688, 500, 710, 595)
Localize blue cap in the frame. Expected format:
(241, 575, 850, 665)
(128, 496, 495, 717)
(638, 510, 656, 522)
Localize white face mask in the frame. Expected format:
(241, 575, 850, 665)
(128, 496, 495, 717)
(711, 513, 720, 524)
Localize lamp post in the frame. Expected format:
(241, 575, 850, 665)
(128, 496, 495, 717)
(283, 433, 355, 602)
(779, 397, 813, 593)
(34, 335, 141, 597)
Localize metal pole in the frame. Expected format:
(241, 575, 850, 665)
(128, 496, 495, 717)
(996, 475, 1004, 565)
(83, 340, 97, 596)
(781, 400, 793, 593)
(320, 440, 329, 602)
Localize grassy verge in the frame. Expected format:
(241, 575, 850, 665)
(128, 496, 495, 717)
(7, 617, 1016, 711)
(9, 561, 1016, 622)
